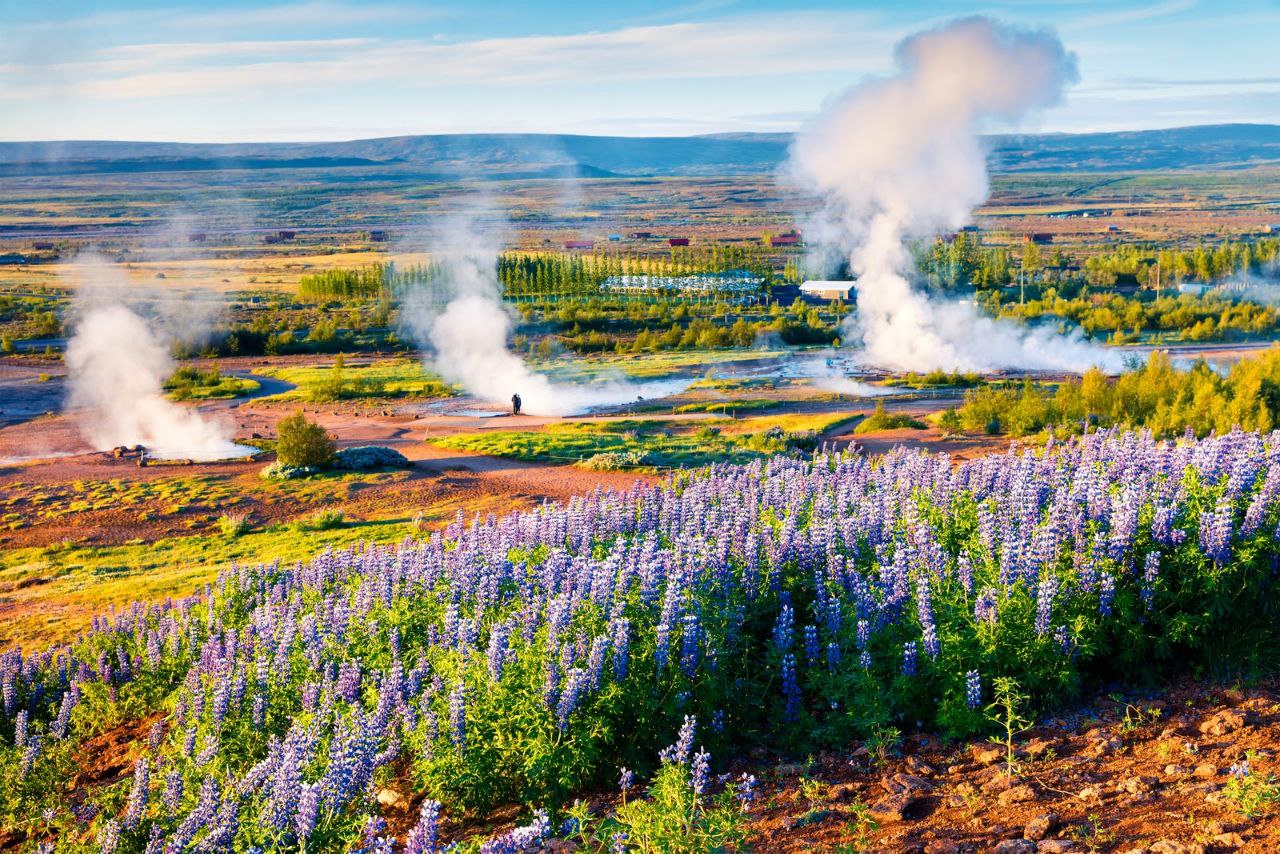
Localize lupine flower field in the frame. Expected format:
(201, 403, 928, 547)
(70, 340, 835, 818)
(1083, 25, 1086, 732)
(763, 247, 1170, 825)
(4, 427, 1280, 851)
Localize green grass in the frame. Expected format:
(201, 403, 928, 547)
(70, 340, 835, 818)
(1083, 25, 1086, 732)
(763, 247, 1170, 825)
(432, 412, 858, 468)
(527, 348, 788, 382)
(254, 358, 456, 401)
(165, 371, 260, 401)
(673, 398, 780, 415)
(853, 403, 928, 434)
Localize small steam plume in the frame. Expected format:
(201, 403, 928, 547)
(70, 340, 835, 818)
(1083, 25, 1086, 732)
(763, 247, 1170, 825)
(788, 16, 1120, 373)
(63, 255, 248, 460)
(400, 212, 683, 416)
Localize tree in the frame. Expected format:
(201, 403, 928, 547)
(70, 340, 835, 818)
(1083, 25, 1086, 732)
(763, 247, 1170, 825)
(275, 411, 335, 468)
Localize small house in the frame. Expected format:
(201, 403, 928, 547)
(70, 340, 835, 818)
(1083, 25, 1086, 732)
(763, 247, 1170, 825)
(668, 237, 690, 247)
(800, 280, 854, 301)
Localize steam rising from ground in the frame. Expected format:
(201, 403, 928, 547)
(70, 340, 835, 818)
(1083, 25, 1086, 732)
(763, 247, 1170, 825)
(63, 257, 248, 460)
(789, 16, 1120, 373)
(400, 216, 684, 416)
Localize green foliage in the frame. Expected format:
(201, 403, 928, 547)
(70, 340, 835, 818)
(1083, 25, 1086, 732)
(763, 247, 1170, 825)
(274, 411, 335, 468)
(986, 677, 1033, 780)
(216, 513, 251, 538)
(561, 760, 750, 853)
(163, 366, 259, 401)
(293, 508, 344, 532)
(853, 402, 927, 434)
(959, 348, 1280, 437)
(1223, 753, 1280, 818)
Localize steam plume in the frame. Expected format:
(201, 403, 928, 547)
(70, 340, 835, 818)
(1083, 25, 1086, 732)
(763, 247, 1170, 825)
(400, 215, 683, 416)
(789, 16, 1119, 372)
(63, 256, 247, 460)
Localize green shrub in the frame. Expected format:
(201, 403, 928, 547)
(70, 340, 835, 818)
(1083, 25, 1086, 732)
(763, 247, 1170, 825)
(275, 411, 335, 468)
(854, 401, 926, 434)
(294, 508, 344, 532)
(216, 513, 251, 538)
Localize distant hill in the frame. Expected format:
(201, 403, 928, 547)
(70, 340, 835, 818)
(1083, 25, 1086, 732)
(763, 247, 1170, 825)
(2, 124, 1279, 178)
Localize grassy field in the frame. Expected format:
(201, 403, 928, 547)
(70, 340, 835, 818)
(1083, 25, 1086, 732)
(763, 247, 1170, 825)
(431, 411, 859, 468)
(253, 357, 456, 401)
(528, 348, 788, 381)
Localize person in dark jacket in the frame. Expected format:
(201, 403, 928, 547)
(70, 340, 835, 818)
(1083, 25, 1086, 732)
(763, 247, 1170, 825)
(511, 393, 522, 415)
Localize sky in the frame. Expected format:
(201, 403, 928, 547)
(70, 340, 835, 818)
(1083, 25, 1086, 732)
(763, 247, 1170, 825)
(1, 0, 1278, 142)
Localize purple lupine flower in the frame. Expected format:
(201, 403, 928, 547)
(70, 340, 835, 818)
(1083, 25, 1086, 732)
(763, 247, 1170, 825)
(901, 642, 917, 677)
(296, 782, 321, 843)
(803, 625, 820, 665)
(780, 653, 800, 721)
(163, 770, 184, 814)
(611, 832, 629, 853)
(96, 819, 121, 854)
(974, 588, 998, 624)
(916, 578, 939, 658)
(772, 604, 794, 651)
(123, 758, 150, 829)
(404, 800, 442, 854)
(13, 710, 27, 748)
(691, 748, 711, 795)
(965, 670, 981, 709)
(1098, 572, 1115, 617)
(735, 773, 758, 811)
(659, 715, 697, 765)
(1035, 573, 1058, 636)
(1141, 551, 1160, 610)
(619, 767, 634, 795)
(448, 682, 466, 750)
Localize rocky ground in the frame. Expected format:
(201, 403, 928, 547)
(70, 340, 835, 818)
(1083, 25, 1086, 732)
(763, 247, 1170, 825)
(729, 680, 1280, 853)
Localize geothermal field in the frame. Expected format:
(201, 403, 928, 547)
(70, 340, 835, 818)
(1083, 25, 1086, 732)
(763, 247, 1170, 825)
(4, 8, 1280, 854)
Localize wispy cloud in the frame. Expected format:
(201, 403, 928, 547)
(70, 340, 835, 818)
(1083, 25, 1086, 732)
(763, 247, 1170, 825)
(1, 11, 895, 102)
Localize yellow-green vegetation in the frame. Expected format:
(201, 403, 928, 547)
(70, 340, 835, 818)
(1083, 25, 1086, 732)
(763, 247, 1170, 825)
(432, 412, 856, 468)
(956, 347, 1280, 437)
(1001, 290, 1279, 343)
(254, 357, 455, 402)
(0, 518, 414, 649)
(275, 411, 336, 467)
(673, 399, 779, 415)
(853, 401, 927, 434)
(884, 369, 983, 389)
(529, 349, 787, 382)
(163, 366, 260, 400)
(1, 476, 241, 525)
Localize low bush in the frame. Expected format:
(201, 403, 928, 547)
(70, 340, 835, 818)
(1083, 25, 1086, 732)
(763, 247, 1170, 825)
(274, 411, 335, 468)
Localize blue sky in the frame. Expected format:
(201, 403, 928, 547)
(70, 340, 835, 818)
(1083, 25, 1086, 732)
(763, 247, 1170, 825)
(1, 0, 1278, 142)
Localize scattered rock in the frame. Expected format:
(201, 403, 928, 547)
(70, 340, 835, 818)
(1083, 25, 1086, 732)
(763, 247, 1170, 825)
(1023, 813, 1058, 841)
(1024, 738, 1057, 758)
(882, 773, 934, 795)
(1198, 709, 1254, 736)
(374, 787, 405, 809)
(924, 840, 961, 854)
(1192, 763, 1218, 778)
(868, 792, 921, 823)
(774, 762, 805, 777)
(997, 783, 1036, 805)
(1211, 832, 1245, 849)
(906, 755, 937, 776)
(993, 841, 1036, 854)
(1036, 842, 1074, 853)
(783, 809, 831, 831)
(1163, 764, 1190, 776)
(1120, 775, 1158, 795)
(1147, 841, 1206, 854)
(972, 744, 1004, 765)
(828, 782, 859, 801)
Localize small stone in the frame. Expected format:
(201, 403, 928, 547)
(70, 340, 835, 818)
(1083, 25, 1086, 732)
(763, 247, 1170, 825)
(868, 792, 920, 823)
(775, 762, 805, 777)
(1036, 842, 1074, 854)
(973, 744, 1004, 765)
(1024, 738, 1057, 758)
(1023, 813, 1058, 841)
(1192, 763, 1218, 778)
(924, 840, 961, 854)
(881, 773, 934, 795)
(1121, 775, 1158, 795)
(543, 842, 580, 853)
(1148, 841, 1206, 854)
(997, 783, 1036, 805)
(1198, 709, 1253, 736)
(906, 755, 937, 776)
(1078, 786, 1101, 801)
(828, 782, 859, 801)
(1211, 832, 1245, 849)
(375, 788, 405, 808)
(1163, 764, 1190, 776)
(993, 841, 1036, 854)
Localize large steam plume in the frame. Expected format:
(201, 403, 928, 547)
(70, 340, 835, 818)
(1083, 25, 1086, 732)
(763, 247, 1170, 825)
(789, 16, 1119, 372)
(63, 256, 247, 460)
(400, 215, 683, 416)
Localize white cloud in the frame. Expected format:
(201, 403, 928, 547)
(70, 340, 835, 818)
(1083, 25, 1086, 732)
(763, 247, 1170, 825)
(0, 11, 896, 102)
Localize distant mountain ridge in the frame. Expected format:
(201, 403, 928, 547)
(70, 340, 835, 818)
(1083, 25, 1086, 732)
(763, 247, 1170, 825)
(2, 124, 1279, 177)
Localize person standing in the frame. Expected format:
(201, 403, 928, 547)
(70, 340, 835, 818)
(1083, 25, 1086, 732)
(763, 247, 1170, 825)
(511, 393, 522, 415)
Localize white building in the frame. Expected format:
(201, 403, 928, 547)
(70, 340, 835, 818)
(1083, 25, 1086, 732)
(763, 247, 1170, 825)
(800, 280, 854, 300)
